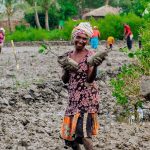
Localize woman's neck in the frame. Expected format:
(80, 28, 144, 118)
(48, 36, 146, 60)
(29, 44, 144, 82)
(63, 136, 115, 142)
(75, 48, 86, 54)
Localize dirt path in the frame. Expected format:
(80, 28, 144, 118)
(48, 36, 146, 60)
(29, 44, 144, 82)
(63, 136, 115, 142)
(0, 45, 150, 150)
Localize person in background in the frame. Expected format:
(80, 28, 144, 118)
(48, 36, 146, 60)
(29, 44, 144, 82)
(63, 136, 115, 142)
(0, 27, 5, 54)
(90, 26, 100, 50)
(60, 22, 102, 150)
(59, 20, 64, 30)
(106, 36, 115, 50)
(138, 34, 142, 49)
(124, 24, 133, 50)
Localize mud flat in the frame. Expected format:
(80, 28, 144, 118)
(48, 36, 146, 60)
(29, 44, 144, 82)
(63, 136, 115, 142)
(0, 45, 150, 150)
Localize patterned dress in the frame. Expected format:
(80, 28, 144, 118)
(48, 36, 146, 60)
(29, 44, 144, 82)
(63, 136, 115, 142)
(65, 49, 99, 116)
(61, 49, 100, 142)
(0, 33, 4, 45)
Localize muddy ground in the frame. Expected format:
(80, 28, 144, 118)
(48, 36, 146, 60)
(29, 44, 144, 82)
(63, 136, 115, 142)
(0, 44, 150, 150)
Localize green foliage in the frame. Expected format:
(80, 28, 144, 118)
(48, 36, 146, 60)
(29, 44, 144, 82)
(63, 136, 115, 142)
(127, 22, 150, 75)
(111, 78, 128, 105)
(15, 24, 27, 31)
(137, 22, 150, 75)
(24, 10, 59, 29)
(57, 1, 77, 20)
(119, 47, 129, 53)
(98, 14, 123, 40)
(38, 45, 46, 53)
(91, 13, 145, 40)
(111, 64, 141, 106)
(24, 1, 78, 29)
(63, 14, 145, 40)
(6, 28, 49, 41)
(130, 0, 149, 17)
(112, 0, 149, 17)
(79, 0, 104, 8)
(41, 44, 47, 49)
(6, 27, 65, 41)
(7, 13, 146, 41)
(128, 52, 134, 58)
(122, 13, 145, 39)
(111, 21, 150, 118)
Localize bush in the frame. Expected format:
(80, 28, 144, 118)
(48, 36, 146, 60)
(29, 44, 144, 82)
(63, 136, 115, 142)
(121, 13, 145, 39)
(61, 13, 145, 40)
(137, 22, 150, 75)
(98, 14, 123, 40)
(15, 24, 27, 31)
(94, 13, 145, 40)
(110, 21, 150, 119)
(6, 13, 146, 42)
(6, 27, 66, 41)
(6, 28, 50, 42)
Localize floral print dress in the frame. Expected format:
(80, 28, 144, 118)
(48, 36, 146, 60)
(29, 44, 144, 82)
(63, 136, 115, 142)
(65, 49, 100, 116)
(61, 49, 100, 141)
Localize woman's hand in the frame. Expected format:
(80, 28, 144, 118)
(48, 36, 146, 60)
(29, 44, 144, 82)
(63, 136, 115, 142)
(63, 64, 73, 71)
(62, 63, 78, 72)
(93, 57, 102, 67)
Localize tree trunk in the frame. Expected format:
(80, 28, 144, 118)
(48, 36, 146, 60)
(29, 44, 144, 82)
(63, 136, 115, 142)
(45, 10, 49, 31)
(34, 2, 41, 29)
(105, 0, 109, 5)
(7, 15, 12, 33)
(77, 0, 83, 19)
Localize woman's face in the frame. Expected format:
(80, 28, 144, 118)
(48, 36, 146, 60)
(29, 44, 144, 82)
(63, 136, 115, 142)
(74, 33, 88, 51)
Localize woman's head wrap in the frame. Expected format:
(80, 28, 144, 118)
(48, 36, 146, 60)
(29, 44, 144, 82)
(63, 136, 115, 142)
(72, 22, 93, 40)
(0, 28, 5, 34)
(93, 26, 97, 29)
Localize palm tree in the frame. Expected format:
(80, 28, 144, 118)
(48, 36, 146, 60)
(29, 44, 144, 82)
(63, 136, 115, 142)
(5, 0, 16, 32)
(2, 0, 27, 32)
(40, 0, 59, 31)
(105, 0, 109, 5)
(25, 0, 42, 29)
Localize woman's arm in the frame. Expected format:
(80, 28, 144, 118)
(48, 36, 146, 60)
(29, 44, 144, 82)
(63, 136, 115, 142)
(62, 69, 70, 84)
(3, 34, 5, 42)
(87, 65, 97, 83)
(87, 53, 103, 83)
(98, 31, 100, 38)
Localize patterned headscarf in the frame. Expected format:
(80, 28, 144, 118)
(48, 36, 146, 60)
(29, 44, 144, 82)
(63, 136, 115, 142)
(72, 22, 93, 40)
(0, 28, 5, 34)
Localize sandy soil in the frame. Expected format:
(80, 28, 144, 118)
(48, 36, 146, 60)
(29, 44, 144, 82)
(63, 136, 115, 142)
(0, 44, 150, 150)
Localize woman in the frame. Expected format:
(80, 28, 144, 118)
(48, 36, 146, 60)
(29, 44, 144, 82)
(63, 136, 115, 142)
(90, 26, 100, 50)
(0, 27, 5, 53)
(60, 22, 101, 150)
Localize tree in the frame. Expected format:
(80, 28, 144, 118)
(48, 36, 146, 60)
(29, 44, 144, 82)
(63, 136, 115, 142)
(1, 0, 28, 32)
(130, 0, 149, 17)
(57, 0, 77, 20)
(40, 0, 59, 30)
(4, 0, 17, 32)
(111, 0, 149, 16)
(105, 0, 109, 5)
(25, 0, 42, 29)
(81, 0, 104, 8)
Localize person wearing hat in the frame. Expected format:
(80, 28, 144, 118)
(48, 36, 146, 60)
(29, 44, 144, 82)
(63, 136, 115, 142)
(0, 27, 5, 53)
(60, 22, 102, 150)
(90, 26, 100, 50)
